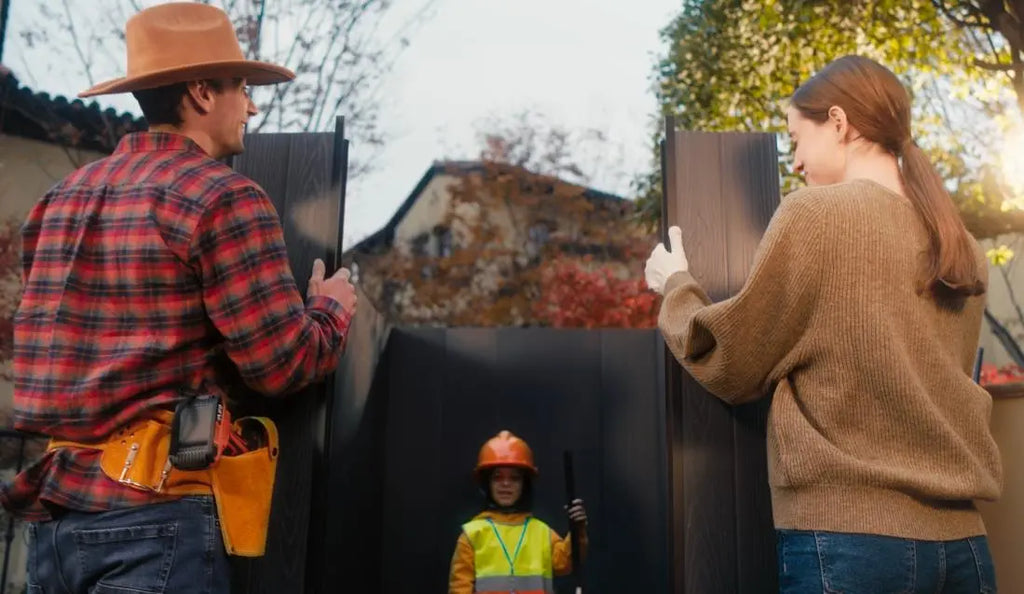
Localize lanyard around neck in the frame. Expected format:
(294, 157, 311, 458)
(486, 517, 531, 575)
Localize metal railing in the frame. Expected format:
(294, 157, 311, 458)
(0, 429, 31, 594)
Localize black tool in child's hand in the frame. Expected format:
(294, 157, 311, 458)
(564, 450, 584, 594)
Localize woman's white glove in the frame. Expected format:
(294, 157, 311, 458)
(644, 226, 689, 295)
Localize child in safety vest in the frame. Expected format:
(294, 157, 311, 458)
(448, 430, 588, 594)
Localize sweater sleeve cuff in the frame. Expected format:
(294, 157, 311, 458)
(664, 270, 710, 305)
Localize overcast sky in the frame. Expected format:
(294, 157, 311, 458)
(4, 0, 680, 247)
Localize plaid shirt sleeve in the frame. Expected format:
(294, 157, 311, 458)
(190, 183, 351, 396)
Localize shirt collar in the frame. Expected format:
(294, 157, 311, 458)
(114, 131, 209, 157)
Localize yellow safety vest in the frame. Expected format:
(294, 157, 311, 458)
(463, 516, 555, 594)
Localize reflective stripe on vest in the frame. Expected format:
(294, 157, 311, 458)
(463, 517, 554, 594)
(475, 575, 553, 592)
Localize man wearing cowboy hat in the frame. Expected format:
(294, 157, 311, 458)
(3, 3, 356, 592)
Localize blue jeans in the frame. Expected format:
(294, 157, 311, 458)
(777, 530, 997, 593)
(26, 496, 230, 594)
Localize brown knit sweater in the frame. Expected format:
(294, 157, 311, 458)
(658, 178, 1002, 541)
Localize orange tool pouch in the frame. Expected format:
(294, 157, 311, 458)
(46, 409, 279, 557)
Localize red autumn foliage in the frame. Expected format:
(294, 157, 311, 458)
(1, 218, 22, 382)
(980, 363, 1024, 386)
(532, 257, 660, 328)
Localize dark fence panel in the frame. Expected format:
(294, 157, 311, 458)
(661, 121, 781, 594)
(367, 327, 670, 594)
(315, 285, 391, 594)
(227, 118, 348, 593)
(662, 127, 738, 594)
(720, 133, 781, 593)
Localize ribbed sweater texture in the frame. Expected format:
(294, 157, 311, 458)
(659, 179, 1002, 540)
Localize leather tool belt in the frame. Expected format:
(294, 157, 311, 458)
(47, 409, 279, 557)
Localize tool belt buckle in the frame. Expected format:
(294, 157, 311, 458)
(116, 441, 173, 493)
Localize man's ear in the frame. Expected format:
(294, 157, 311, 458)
(185, 80, 217, 116)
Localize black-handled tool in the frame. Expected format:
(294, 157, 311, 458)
(564, 450, 583, 594)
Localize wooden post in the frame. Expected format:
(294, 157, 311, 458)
(660, 118, 781, 593)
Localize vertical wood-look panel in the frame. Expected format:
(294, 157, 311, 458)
(379, 329, 447, 594)
(720, 132, 781, 593)
(671, 129, 737, 594)
(228, 130, 341, 593)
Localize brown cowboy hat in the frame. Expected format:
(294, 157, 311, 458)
(78, 2, 294, 98)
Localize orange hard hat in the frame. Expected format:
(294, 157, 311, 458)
(475, 430, 538, 476)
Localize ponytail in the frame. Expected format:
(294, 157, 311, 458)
(788, 55, 987, 304)
(899, 139, 986, 302)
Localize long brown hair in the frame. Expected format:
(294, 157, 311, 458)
(790, 55, 985, 301)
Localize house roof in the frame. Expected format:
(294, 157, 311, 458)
(0, 64, 147, 153)
(347, 160, 626, 254)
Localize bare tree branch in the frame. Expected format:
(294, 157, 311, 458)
(931, 2, 1024, 128)
(932, 0, 988, 28)
(985, 308, 1024, 367)
(307, 21, 351, 131)
(974, 59, 1015, 71)
(998, 263, 1024, 330)
(60, 0, 96, 86)
(252, 0, 266, 61)
(249, 4, 320, 133)
(9, 0, 435, 180)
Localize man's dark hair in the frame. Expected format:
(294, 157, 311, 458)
(132, 78, 242, 127)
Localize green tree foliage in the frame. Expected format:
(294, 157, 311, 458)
(637, 0, 1024, 240)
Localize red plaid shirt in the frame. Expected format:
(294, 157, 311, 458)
(4, 132, 351, 521)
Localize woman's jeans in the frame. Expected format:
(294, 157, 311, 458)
(26, 496, 230, 594)
(778, 530, 997, 593)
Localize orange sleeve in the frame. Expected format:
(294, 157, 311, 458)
(550, 528, 588, 577)
(448, 532, 475, 594)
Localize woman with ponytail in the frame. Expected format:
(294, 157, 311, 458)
(646, 55, 1001, 592)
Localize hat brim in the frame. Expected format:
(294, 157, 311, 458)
(78, 59, 295, 98)
(475, 462, 538, 476)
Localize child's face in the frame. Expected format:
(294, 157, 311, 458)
(490, 466, 524, 507)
